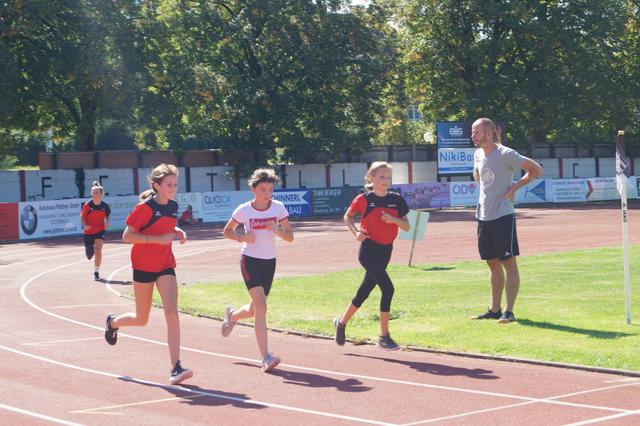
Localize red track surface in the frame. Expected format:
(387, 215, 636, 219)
(2, 203, 640, 425)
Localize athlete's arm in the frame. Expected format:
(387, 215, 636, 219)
(503, 158, 543, 201)
(223, 218, 254, 243)
(273, 217, 294, 242)
(381, 211, 410, 232)
(122, 225, 173, 245)
(344, 207, 368, 241)
(174, 226, 187, 244)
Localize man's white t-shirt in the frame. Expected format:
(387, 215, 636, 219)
(231, 199, 289, 259)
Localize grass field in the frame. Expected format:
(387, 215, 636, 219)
(152, 246, 640, 371)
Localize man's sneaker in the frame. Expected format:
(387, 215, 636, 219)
(333, 316, 346, 346)
(104, 313, 118, 345)
(498, 311, 516, 324)
(471, 308, 502, 320)
(261, 353, 281, 373)
(221, 306, 237, 337)
(378, 334, 400, 351)
(94, 271, 100, 281)
(169, 360, 193, 385)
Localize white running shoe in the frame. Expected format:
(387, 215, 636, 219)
(261, 353, 281, 373)
(169, 360, 193, 385)
(221, 306, 237, 337)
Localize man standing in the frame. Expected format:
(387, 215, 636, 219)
(471, 118, 542, 323)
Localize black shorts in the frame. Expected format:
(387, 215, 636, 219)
(240, 255, 276, 296)
(83, 231, 105, 259)
(477, 214, 519, 261)
(133, 268, 176, 283)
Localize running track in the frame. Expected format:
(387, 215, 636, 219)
(2, 204, 640, 425)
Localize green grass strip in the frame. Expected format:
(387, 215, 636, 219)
(154, 246, 640, 371)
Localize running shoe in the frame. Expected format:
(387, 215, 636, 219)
(94, 271, 100, 281)
(261, 353, 281, 373)
(221, 306, 237, 337)
(333, 316, 346, 346)
(471, 308, 502, 320)
(498, 311, 516, 324)
(169, 360, 193, 385)
(104, 313, 118, 345)
(378, 334, 400, 351)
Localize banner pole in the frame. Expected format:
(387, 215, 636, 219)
(621, 181, 632, 324)
(408, 211, 421, 267)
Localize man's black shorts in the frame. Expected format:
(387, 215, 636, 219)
(133, 268, 176, 283)
(477, 214, 519, 261)
(240, 255, 276, 296)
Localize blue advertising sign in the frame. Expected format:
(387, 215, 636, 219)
(273, 189, 311, 217)
(436, 121, 475, 175)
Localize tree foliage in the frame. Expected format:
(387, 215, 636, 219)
(395, 0, 639, 150)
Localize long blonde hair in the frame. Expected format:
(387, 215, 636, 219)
(140, 163, 179, 201)
(364, 161, 391, 191)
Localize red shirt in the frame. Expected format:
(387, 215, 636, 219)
(349, 192, 409, 245)
(126, 198, 178, 272)
(81, 201, 110, 235)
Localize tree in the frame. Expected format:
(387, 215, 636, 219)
(395, 0, 637, 149)
(0, 0, 145, 151)
(135, 0, 395, 164)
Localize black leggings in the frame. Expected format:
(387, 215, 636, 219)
(352, 239, 394, 312)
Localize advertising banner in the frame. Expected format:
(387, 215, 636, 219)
(395, 183, 450, 209)
(449, 182, 480, 207)
(18, 199, 83, 240)
(176, 192, 204, 224)
(0, 203, 19, 240)
(550, 179, 589, 203)
(273, 189, 311, 217)
(201, 191, 252, 223)
(311, 186, 361, 216)
(515, 179, 549, 204)
(436, 121, 474, 175)
(586, 177, 619, 202)
(102, 195, 140, 231)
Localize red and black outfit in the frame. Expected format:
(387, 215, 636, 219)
(349, 191, 409, 312)
(125, 197, 178, 283)
(81, 200, 111, 259)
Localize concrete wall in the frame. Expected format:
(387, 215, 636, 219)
(284, 164, 326, 188)
(329, 163, 367, 187)
(25, 169, 78, 201)
(412, 161, 438, 183)
(83, 168, 135, 197)
(189, 166, 236, 192)
(0, 171, 21, 202)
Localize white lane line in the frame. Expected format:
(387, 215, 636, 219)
(0, 245, 128, 269)
(400, 401, 537, 425)
(51, 303, 133, 309)
(23, 337, 104, 346)
(0, 344, 395, 426)
(0, 402, 83, 426)
(564, 410, 640, 426)
(399, 381, 640, 425)
(71, 395, 208, 414)
(19, 258, 638, 417)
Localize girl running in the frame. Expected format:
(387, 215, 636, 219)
(333, 161, 410, 350)
(80, 181, 110, 281)
(221, 168, 293, 372)
(104, 163, 193, 385)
